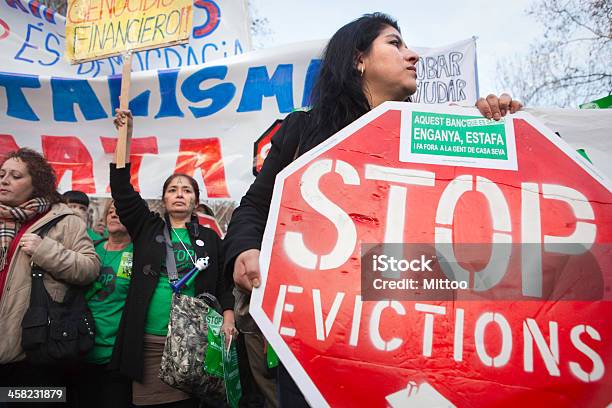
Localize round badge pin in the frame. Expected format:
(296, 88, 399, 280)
(195, 239, 205, 247)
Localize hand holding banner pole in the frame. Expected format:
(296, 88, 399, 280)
(116, 51, 132, 168)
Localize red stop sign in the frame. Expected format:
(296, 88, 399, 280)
(196, 213, 223, 238)
(252, 103, 612, 407)
(253, 119, 283, 176)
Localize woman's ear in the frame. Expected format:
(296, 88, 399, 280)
(355, 52, 364, 71)
(355, 52, 366, 77)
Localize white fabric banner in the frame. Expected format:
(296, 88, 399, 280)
(1, 40, 325, 200)
(0, 0, 252, 77)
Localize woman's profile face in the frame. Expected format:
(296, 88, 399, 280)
(0, 158, 34, 206)
(359, 26, 419, 104)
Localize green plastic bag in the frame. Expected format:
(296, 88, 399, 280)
(221, 333, 242, 408)
(204, 308, 224, 378)
(203, 308, 242, 407)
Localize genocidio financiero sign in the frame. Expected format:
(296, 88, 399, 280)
(66, 0, 193, 63)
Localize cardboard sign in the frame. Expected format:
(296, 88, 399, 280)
(252, 102, 612, 407)
(65, 0, 193, 63)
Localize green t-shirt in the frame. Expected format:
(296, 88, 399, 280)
(86, 242, 133, 364)
(144, 228, 196, 336)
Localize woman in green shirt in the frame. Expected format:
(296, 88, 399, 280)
(77, 200, 133, 408)
(110, 109, 236, 408)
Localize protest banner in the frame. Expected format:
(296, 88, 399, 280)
(251, 102, 611, 407)
(0, 0, 251, 76)
(0, 40, 326, 198)
(0, 33, 496, 199)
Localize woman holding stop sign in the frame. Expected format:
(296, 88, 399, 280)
(224, 12, 522, 407)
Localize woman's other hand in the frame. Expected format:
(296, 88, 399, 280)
(475, 93, 522, 121)
(233, 249, 261, 292)
(221, 310, 238, 348)
(20, 233, 43, 256)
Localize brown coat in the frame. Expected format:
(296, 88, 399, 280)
(0, 203, 100, 363)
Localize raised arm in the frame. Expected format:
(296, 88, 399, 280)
(110, 109, 157, 239)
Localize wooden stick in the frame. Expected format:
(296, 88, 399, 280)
(115, 51, 132, 168)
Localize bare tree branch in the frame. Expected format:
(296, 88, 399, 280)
(248, 0, 273, 50)
(497, 0, 612, 107)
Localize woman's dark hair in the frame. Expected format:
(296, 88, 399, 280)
(162, 173, 200, 204)
(4, 148, 62, 204)
(302, 13, 400, 150)
(62, 190, 90, 207)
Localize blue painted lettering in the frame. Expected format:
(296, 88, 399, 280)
(14, 23, 43, 64)
(187, 46, 198, 66)
(77, 61, 97, 76)
(192, 0, 220, 39)
(108, 75, 150, 117)
(40, 32, 60, 66)
(234, 39, 243, 55)
(145, 48, 162, 71)
(181, 65, 235, 118)
(0, 72, 40, 121)
(6, 0, 28, 13)
(165, 47, 182, 68)
(51, 77, 107, 122)
(301, 59, 321, 108)
(155, 69, 184, 118)
(201, 43, 218, 63)
(238, 64, 294, 113)
(106, 56, 124, 76)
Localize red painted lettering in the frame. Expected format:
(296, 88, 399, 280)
(42, 136, 95, 193)
(0, 134, 20, 162)
(100, 136, 158, 192)
(175, 138, 229, 198)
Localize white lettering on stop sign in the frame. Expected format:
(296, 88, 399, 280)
(282, 159, 597, 297)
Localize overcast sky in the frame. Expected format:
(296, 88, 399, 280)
(253, 0, 543, 96)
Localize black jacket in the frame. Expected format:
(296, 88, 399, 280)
(109, 163, 234, 381)
(224, 111, 309, 275)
